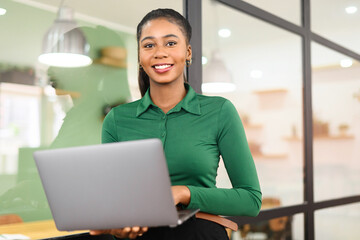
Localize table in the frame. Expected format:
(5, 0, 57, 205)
(0, 220, 87, 239)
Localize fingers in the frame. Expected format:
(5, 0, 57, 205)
(89, 230, 111, 235)
(140, 226, 148, 234)
(128, 226, 140, 239)
(128, 226, 148, 239)
(140, 227, 148, 237)
(90, 227, 148, 239)
(115, 227, 131, 238)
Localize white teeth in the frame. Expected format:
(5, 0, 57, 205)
(154, 64, 171, 69)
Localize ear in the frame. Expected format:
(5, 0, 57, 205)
(186, 44, 192, 61)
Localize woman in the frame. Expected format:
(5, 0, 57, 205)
(90, 8, 261, 240)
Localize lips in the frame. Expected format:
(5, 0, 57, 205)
(152, 63, 174, 73)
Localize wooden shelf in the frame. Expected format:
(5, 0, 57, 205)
(244, 123, 262, 129)
(252, 153, 288, 159)
(313, 62, 360, 71)
(315, 134, 355, 140)
(55, 89, 81, 98)
(252, 88, 288, 95)
(284, 135, 355, 141)
(283, 137, 302, 141)
(252, 88, 288, 109)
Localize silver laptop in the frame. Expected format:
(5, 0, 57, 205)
(34, 138, 199, 231)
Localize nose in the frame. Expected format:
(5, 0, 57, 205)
(154, 46, 168, 59)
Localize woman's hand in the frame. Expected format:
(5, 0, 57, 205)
(89, 226, 148, 239)
(171, 185, 191, 206)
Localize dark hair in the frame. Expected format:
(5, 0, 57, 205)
(136, 8, 192, 97)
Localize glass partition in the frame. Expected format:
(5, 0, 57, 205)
(315, 203, 360, 240)
(311, 0, 360, 53)
(242, 0, 301, 25)
(203, 0, 304, 208)
(311, 42, 360, 202)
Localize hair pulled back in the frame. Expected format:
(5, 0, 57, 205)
(136, 8, 192, 97)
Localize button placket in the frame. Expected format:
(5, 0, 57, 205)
(161, 114, 167, 140)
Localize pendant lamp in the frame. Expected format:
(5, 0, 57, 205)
(38, 6, 92, 67)
(202, 50, 236, 93)
(0, 7, 7, 16)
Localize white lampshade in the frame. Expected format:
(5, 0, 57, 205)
(38, 7, 92, 67)
(202, 51, 236, 93)
(0, 7, 7, 15)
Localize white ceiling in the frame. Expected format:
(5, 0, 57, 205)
(3, 0, 359, 89)
(1, 0, 358, 108)
(13, 0, 183, 33)
(14, 0, 359, 59)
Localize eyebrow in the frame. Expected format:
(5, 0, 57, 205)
(140, 34, 179, 43)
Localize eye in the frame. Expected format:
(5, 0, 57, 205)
(166, 41, 177, 47)
(143, 43, 154, 48)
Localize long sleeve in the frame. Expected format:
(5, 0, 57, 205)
(186, 100, 262, 216)
(100, 87, 262, 217)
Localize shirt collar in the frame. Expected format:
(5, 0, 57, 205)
(136, 83, 201, 117)
(136, 88, 154, 117)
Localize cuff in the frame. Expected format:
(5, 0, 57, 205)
(185, 185, 198, 210)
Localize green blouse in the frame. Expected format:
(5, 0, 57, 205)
(102, 84, 261, 216)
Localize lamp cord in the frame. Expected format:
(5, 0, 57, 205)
(57, 0, 65, 17)
(59, 0, 65, 8)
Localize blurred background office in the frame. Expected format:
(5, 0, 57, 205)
(0, 0, 359, 239)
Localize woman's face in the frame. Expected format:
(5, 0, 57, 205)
(139, 18, 192, 87)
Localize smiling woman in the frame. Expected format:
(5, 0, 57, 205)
(91, 8, 261, 240)
(138, 18, 192, 112)
(136, 9, 193, 98)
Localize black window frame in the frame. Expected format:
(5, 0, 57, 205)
(184, 0, 360, 239)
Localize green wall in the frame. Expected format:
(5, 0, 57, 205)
(0, 0, 133, 222)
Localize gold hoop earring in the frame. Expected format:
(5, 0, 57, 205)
(186, 59, 192, 67)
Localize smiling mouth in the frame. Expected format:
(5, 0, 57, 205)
(152, 64, 174, 69)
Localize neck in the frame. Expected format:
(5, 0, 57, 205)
(149, 81, 187, 114)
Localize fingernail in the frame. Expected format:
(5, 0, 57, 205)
(133, 226, 140, 231)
